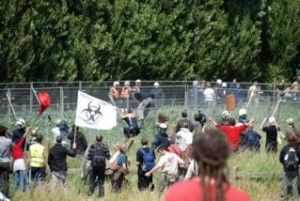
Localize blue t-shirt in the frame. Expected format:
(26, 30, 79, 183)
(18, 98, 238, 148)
(116, 153, 128, 166)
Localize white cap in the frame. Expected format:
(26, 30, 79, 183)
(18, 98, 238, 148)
(268, 116, 276, 125)
(216, 79, 222, 85)
(222, 82, 227, 87)
(222, 110, 230, 118)
(154, 81, 160, 88)
(113, 81, 120, 87)
(136, 79, 141, 83)
(159, 123, 168, 129)
(192, 80, 198, 86)
(124, 80, 130, 86)
(15, 118, 26, 128)
(239, 108, 247, 116)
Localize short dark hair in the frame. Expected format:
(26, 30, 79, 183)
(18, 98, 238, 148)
(181, 111, 187, 118)
(228, 118, 236, 126)
(96, 135, 103, 142)
(36, 134, 43, 143)
(141, 138, 148, 146)
(0, 125, 8, 136)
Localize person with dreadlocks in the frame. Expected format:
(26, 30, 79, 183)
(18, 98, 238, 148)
(164, 128, 250, 201)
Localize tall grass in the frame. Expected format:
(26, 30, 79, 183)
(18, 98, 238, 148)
(6, 103, 300, 201)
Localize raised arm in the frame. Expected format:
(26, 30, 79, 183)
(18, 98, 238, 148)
(260, 117, 268, 130)
(208, 117, 218, 127)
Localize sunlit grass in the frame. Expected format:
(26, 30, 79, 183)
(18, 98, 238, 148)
(6, 103, 300, 201)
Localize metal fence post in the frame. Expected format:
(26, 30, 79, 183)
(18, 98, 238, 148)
(79, 81, 82, 91)
(184, 82, 188, 108)
(273, 79, 276, 103)
(60, 86, 64, 118)
(7, 88, 11, 117)
(29, 82, 33, 113)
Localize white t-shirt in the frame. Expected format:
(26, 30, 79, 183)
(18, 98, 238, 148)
(185, 160, 198, 180)
(248, 85, 257, 98)
(203, 88, 215, 102)
(176, 128, 193, 151)
(13, 158, 26, 172)
(52, 127, 68, 146)
(157, 152, 184, 175)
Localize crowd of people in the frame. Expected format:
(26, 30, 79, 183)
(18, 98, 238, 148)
(191, 77, 300, 108)
(0, 78, 300, 201)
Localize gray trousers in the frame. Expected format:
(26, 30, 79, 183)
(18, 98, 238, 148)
(281, 171, 299, 201)
(51, 171, 67, 191)
(157, 173, 177, 194)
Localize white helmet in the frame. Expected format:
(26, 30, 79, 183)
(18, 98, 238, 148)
(216, 79, 222, 85)
(239, 108, 247, 116)
(124, 80, 130, 86)
(222, 110, 230, 118)
(113, 81, 120, 87)
(154, 81, 160, 88)
(15, 118, 26, 128)
(268, 116, 276, 125)
(221, 82, 227, 88)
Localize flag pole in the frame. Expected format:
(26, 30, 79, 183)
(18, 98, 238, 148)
(73, 126, 77, 150)
(6, 92, 18, 121)
(30, 83, 41, 105)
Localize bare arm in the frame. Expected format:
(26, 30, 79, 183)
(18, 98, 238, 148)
(260, 118, 268, 130)
(208, 117, 218, 126)
(145, 164, 161, 176)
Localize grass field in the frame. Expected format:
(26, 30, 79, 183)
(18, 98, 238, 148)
(5, 102, 300, 201)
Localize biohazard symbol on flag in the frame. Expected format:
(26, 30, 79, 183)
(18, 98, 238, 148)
(75, 91, 117, 130)
(81, 101, 103, 122)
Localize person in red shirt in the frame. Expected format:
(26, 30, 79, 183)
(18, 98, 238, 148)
(11, 127, 30, 192)
(164, 129, 251, 201)
(210, 117, 254, 151)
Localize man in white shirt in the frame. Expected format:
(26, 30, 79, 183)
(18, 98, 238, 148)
(51, 119, 69, 146)
(203, 82, 215, 108)
(145, 145, 184, 194)
(247, 82, 259, 107)
(176, 123, 193, 152)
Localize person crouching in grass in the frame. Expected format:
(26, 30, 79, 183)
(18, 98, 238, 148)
(279, 132, 300, 201)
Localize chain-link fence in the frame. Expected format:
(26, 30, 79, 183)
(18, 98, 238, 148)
(1, 80, 299, 120)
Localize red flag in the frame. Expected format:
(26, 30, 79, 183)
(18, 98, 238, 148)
(38, 91, 51, 115)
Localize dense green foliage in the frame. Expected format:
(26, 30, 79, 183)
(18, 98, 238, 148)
(1, 0, 300, 82)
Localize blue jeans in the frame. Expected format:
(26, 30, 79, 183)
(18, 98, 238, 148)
(14, 170, 26, 192)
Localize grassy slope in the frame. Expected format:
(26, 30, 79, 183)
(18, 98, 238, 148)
(9, 103, 300, 201)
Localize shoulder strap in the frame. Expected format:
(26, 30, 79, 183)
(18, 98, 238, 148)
(140, 148, 146, 155)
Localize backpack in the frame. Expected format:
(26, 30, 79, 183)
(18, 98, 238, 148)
(91, 144, 106, 169)
(284, 147, 299, 170)
(141, 149, 155, 172)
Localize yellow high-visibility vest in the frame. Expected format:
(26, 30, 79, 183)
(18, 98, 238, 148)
(30, 143, 45, 168)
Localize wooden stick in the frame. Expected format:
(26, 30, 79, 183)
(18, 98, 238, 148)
(6, 92, 17, 121)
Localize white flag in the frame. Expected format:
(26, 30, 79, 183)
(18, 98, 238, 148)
(75, 91, 117, 130)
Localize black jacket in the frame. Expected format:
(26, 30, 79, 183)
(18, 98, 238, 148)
(151, 131, 169, 150)
(279, 144, 300, 171)
(67, 131, 88, 155)
(87, 142, 111, 162)
(48, 143, 77, 172)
